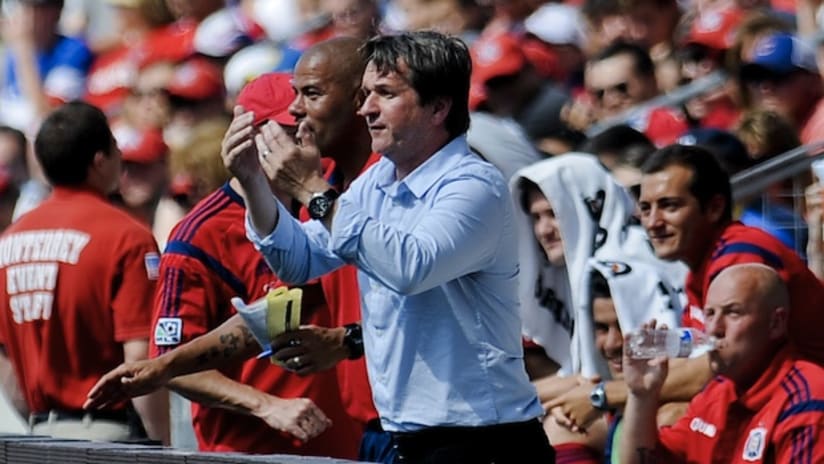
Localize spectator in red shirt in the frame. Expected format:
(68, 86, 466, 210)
(638, 143, 824, 363)
(0, 102, 169, 443)
(620, 263, 824, 463)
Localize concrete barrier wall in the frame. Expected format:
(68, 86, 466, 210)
(0, 435, 369, 464)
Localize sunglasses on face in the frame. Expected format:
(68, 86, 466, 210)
(589, 82, 630, 101)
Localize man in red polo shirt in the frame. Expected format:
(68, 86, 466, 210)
(638, 143, 824, 359)
(0, 102, 168, 442)
(620, 264, 824, 463)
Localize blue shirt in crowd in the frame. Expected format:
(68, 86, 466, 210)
(247, 135, 543, 432)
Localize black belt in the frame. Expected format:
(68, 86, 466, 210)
(29, 409, 130, 426)
(390, 418, 554, 463)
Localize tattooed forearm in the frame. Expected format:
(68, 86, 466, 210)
(189, 317, 261, 369)
(195, 345, 227, 366)
(636, 448, 658, 464)
(220, 332, 240, 358)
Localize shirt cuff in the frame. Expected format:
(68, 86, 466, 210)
(245, 200, 296, 253)
(329, 195, 368, 259)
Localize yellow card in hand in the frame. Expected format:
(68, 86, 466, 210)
(265, 286, 302, 365)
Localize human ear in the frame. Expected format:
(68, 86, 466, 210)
(768, 306, 789, 340)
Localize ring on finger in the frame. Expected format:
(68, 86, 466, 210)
(290, 356, 302, 368)
(288, 338, 301, 348)
(261, 148, 272, 158)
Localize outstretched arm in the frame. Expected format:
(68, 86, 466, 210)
(123, 339, 170, 445)
(85, 315, 260, 410)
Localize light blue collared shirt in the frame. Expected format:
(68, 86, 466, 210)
(247, 136, 543, 432)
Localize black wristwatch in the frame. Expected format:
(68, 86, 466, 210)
(342, 323, 364, 360)
(307, 189, 339, 220)
(590, 381, 609, 411)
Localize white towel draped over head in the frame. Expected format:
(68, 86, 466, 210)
(510, 153, 687, 375)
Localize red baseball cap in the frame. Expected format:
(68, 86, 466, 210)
(112, 122, 168, 164)
(236, 72, 296, 126)
(685, 5, 745, 51)
(470, 33, 528, 85)
(166, 58, 224, 101)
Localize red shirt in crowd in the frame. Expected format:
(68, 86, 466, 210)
(0, 187, 158, 413)
(684, 222, 824, 364)
(85, 22, 196, 116)
(644, 100, 740, 147)
(151, 183, 359, 456)
(658, 348, 824, 463)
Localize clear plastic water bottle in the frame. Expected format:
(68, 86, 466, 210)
(626, 328, 717, 359)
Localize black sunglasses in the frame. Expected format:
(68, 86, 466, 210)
(590, 82, 630, 101)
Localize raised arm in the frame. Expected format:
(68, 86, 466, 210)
(619, 327, 671, 464)
(221, 106, 282, 237)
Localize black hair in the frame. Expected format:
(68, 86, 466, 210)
(362, 31, 471, 138)
(582, 0, 622, 22)
(641, 144, 733, 221)
(518, 178, 543, 214)
(591, 269, 612, 299)
(34, 101, 114, 187)
(580, 124, 656, 167)
(593, 41, 656, 79)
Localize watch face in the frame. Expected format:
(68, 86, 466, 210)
(590, 385, 607, 410)
(309, 190, 339, 219)
(309, 195, 331, 219)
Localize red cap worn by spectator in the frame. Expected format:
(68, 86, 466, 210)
(166, 58, 224, 101)
(469, 33, 529, 109)
(112, 123, 168, 164)
(471, 33, 528, 85)
(236, 72, 296, 126)
(685, 5, 745, 51)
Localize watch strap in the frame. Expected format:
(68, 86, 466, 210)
(342, 323, 364, 360)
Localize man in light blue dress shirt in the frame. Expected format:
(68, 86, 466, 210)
(222, 31, 554, 463)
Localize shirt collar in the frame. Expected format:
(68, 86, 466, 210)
(713, 345, 793, 411)
(738, 345, 793, 411)
(687, 221, 738, 302)
(376, 135, 470, 199)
